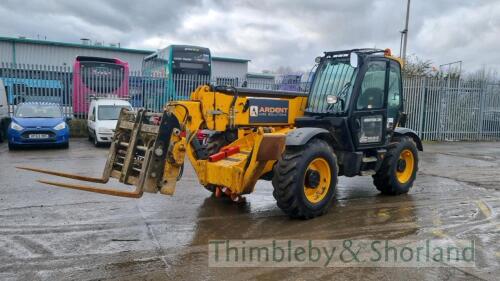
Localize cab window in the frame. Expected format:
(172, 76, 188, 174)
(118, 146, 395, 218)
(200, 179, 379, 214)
(387, 62, 402, 123)
(357, 61, 387, 110)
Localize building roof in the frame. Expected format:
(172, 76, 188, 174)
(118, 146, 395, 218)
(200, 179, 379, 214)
(246, 72, 275, 79)
(212, 56, 250, 63)
(0, 36, 151, 54)
(0, 36, 250, 63)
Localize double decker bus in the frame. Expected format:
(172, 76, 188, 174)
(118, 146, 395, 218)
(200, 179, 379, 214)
(142, 45, 211, 110)
(72, 56, 129, 116)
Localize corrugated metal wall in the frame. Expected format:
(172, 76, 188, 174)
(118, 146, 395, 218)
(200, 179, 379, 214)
(7, 42, 146, 71)
(211, 60, 248, 82)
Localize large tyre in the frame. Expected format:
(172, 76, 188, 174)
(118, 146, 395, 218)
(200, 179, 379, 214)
(272, 139, 338, 219)
(373, 136, 418, 195)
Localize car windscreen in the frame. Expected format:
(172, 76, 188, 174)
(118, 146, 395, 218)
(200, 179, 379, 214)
(15, 104, 62, 118)
(98, 105, 131, 120)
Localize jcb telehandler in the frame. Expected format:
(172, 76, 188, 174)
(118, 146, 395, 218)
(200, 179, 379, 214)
(20, 48, 422, 219)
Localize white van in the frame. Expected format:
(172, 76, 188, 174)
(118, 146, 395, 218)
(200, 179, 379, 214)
(87, 99, 132, 146)
(0, 79, 9, 142)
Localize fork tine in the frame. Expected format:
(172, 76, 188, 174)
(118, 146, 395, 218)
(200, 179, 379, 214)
(17, 166, 108, 183)
(37, 179, 143, 198)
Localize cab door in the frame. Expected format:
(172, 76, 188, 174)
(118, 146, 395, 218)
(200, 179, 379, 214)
(350, 59, 389, 150)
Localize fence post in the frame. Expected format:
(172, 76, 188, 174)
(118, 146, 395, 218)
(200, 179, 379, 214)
(417, 77, 426, 139)
(477, 79, 486, 140)
(436, 79, 443, 141)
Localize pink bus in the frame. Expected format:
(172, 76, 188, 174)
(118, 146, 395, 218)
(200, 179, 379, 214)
(72, 56, 129, 116)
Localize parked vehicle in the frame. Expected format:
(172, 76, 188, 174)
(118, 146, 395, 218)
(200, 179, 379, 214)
(142, 45, 211, 108)
(87, 98, 132, 146)
(0, 79, 9, 142)
(22, 48, 423, 220)
(73, 56, 130, 117)
(7, 102, 69, 150)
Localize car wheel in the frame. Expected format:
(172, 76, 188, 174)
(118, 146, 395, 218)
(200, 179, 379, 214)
(8, 142, 17, 150)
(94, 135, 101, 147)
(61, 142, 69, 149)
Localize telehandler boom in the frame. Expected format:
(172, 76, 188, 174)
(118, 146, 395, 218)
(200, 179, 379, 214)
(20, 49, 422, 219)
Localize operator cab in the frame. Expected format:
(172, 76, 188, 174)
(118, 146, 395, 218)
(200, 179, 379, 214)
(298, 49, 405, 152)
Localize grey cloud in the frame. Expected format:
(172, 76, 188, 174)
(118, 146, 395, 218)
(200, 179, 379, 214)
(0, 0, 499, 73)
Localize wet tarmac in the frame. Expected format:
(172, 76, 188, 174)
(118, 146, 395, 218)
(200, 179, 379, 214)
(0, 140, 499, 280)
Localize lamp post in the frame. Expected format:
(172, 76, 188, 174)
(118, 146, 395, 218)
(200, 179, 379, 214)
(400, 0, 411, 64)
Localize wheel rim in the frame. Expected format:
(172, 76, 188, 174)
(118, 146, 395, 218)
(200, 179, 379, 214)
(396, 149, 415, 184)
(303, 157, 331, 204)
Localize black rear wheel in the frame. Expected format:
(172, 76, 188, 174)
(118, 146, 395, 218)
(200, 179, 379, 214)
(272, 139, 338, 219)
(373, 136, 419, 195)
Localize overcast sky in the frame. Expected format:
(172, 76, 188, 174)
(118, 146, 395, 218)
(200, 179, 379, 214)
(0, 0, 498, 73)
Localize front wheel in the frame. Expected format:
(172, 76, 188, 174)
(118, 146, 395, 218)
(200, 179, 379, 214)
(93, 135, 101, 147)
(373, 136, 419, 195)
(8, 142, 17, 151)
(272, 139, 338, 219)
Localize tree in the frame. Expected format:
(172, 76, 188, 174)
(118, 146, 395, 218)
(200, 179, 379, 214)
(402, 54, 435, 77)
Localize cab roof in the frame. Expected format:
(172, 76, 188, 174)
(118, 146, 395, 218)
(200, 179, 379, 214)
(323, 48, 403, 66)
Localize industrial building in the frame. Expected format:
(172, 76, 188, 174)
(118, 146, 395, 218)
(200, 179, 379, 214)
(0, 36, 260, 84)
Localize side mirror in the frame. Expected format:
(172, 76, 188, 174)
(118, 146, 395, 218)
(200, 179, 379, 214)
(326, 95, 339, 104)
(315, 56, 322, 64)
(350, 52, 359, 68)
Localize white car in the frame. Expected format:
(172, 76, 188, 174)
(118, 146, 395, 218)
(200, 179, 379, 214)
(87, 99, 132, 146)
(0, 79, 9, 142)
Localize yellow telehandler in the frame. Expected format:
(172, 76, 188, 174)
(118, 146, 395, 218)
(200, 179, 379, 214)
(20, 49, 422, 219)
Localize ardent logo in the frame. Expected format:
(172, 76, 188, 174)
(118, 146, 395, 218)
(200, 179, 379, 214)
(250, 106, 259, 117)
(248, 99, 289, 123)
(259, 106, 288, 114)
(249, 106, 288, 117)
